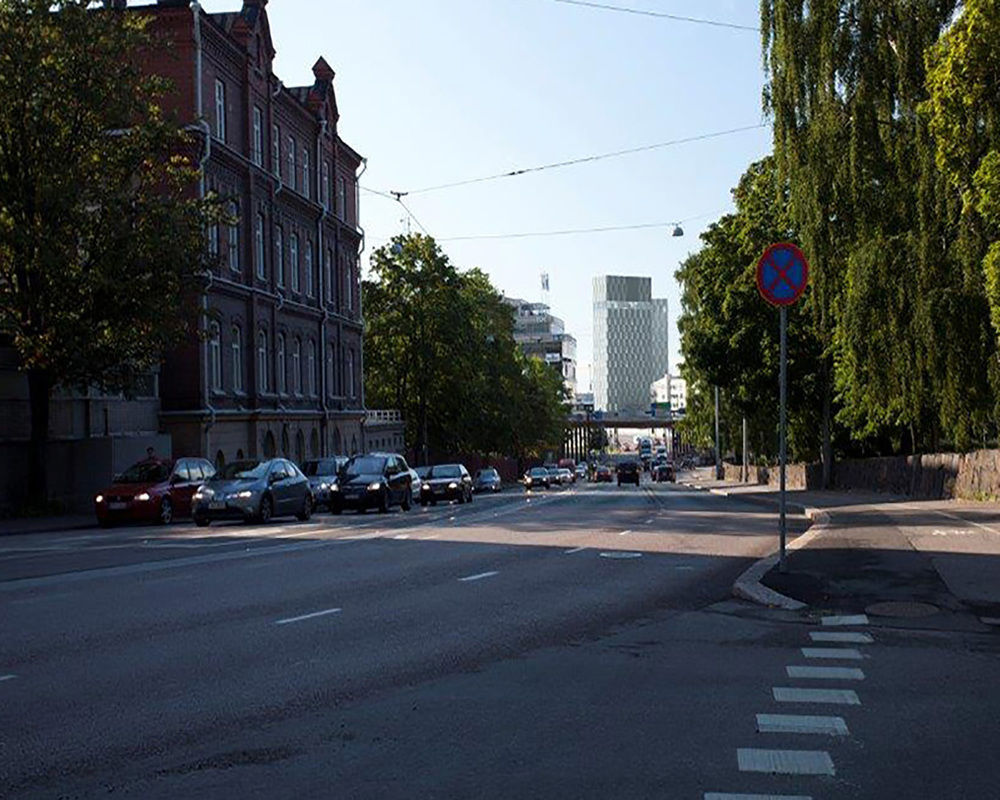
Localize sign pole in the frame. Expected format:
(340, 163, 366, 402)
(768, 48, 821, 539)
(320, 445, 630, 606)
(779, 306, 787, 573)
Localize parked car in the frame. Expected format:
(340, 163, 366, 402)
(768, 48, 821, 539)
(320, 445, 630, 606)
(617, 460, 641, 486)
(192, 458, 312, 526)
(94, 457, 216, 527)
(420, 463, 473, 505)
(575, 464, 587, 481)
(333, 453, 412, 514)
(557, 467, 574, 485)
(652, 462, 676, 483)
(300, 456, 347, 510)
(594, 464, 613, 483)
(547, 466, 562, 486)
(473, 467, 502, 493)
(524, 466, 551, 490)
(558, 457, 577, 481)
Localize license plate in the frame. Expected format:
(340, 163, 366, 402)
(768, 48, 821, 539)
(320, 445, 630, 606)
(209, 501, 225, 510)
(109, 502, 127, 510)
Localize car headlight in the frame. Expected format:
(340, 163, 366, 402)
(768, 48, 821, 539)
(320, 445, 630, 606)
(330, 483, 339, 492)
(448, 482, 458, 489)
(367, 481, 382, 491)
(236, 490, 253, 499)
(319, 482, 329, 491)
(525, 477, 533, 484)
(135, 492, 151, 502)
(95, 494, 104, 504)
(422, 483, 430, 491)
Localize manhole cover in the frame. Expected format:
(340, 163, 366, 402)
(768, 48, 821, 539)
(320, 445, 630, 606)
(865, 601, 939, 618)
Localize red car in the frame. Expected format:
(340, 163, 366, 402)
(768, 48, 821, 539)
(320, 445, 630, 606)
(594, 464, 613, 483)
(94, 457, 215, 527)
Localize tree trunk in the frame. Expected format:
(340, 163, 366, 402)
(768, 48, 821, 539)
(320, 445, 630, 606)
(27, 369, 53, 507)
(821, 370, 833, 489)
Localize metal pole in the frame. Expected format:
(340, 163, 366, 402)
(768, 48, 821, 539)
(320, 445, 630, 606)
(742, 416, 748, 483)
(714, 385, 721, 480)
(779, 306, 788, 572)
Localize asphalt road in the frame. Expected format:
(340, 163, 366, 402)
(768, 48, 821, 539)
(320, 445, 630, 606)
(3, 477, 997, 798)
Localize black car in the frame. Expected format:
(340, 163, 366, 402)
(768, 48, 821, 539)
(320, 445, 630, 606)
(652, 462, 676, 483)
(332, 453, 413, 514)
(524, 466, 551, 490)
(420, 463, 473, 505)
(472, 467, 502, 493)
(617, 460, 641, 486)
(192, 458, 313, 525)
(300, 456, 347, 510)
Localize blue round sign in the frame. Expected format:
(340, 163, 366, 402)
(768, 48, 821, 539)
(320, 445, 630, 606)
(756, 243, 809, 307)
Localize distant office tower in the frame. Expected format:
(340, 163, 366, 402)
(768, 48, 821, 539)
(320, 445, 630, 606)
(592, 276, 669, 413)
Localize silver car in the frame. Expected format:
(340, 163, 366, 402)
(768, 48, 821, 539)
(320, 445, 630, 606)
(192, 458, 313, 525)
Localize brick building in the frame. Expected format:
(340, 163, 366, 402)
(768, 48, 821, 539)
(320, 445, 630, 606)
(141, 0, 369, 468)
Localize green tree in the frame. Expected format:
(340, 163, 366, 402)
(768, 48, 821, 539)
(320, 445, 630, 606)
(0, 0, 220, 502)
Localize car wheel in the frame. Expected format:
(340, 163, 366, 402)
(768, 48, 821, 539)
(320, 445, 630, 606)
(258, 495, 273, 523)
(401, 492, 411, 511)
(297, 494, 313, 521)
(158, 497, 173, 525)
(194, 515, 210, 528)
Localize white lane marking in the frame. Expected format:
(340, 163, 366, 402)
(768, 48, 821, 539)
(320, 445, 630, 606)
(393, 534, 410, 540)
(809, 631, 873, 644)
(705, 794, 812, 800)
(928, 507, 1000, 535)
(0, 674, 17, 682)
(564, 546, 587, 554)
(599, 551, 643, 559)
(675, 565, 696, 570)
(756, 714, 849, 736)
(422, 534, 441, 540)
(618, 529, 632, 536)
(275, 607, 342, 626)
(773, 687, 861, 705)
(787, 666, 865, 681)
(737, 748, 835, 776)
(801, 647, 863, 660)
(644, 518, 653, 524)
(821, 614, 868, 626)
(458, 571, 499, 582)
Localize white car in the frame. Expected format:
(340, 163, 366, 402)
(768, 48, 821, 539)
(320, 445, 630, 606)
(557, 468, 574, 485)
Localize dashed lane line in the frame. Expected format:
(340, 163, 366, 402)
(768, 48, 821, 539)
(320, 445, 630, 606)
(809, 631, 873, 644)
(0, 674, 16, 682)
(563, 546, 587, 554)
(786, 666, 865, 681)
(458, 571, 499, 583)
(773, 687, 861, 705)
(755, 714, 849, 736)
(820, 614, 869, 626)
(705, 794, 812, 800)
(274, 607, 342, 626)
(801, 647, 863, 660)
(737, 748, 835, 776)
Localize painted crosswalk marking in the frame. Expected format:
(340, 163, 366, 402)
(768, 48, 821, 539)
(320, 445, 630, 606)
(820, 614, 869, 626)
(773, 687, 861, 705)
(801, 647, 863, 660)
(786, 665, 865, 681)
(705, 794, 813, 800)
(756, 714, 849, 736)
(809, 631, 873, 644)
(737, 748, 835, 776)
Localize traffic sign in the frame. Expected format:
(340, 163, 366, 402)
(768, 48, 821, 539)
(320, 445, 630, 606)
(756, 242, 809, 307)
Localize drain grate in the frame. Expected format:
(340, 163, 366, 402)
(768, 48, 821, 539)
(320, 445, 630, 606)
(865, 601, 939, 618)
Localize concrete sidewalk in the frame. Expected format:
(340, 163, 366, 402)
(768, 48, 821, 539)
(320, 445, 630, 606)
(682, 470, 1000, 631)
(0, 513, 96, 537)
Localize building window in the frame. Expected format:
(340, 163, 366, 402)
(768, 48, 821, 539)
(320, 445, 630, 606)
(306, 340, 316, 396)
(208, 221, 220, 258)
(232, 325, 243, 392)
(252, 107, 263, 166)
(302, 149, 310, 200)
(214, 79, 226, 142)
(209, 323, 221, 391)
(326, 345, 334, 398)
(305, 241, 314, 297)
(346, 259, 353, 312)
(292, 338, 302, 395)
(322, 162, 330, 210)
(274, 226, 284, 287)
(325, 248, 333, 304)
(257, 329, 269, 393)
(289, 233, 299, 293)
(336, 175, 346, 219)
(276, 333, 286, 395)
(347, 347, 355, 399)
(272, 124, 280, 177)
(255, 213, 265, 279)
(287, 135, 296, 188)
(227, 202, 239, 272)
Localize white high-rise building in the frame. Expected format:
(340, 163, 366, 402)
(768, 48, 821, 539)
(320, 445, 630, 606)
(592, 275, 669, 413)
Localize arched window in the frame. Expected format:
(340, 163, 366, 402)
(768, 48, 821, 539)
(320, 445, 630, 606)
(346, 259, 353, 311)
(231, 325, 243, 392)
(236, 448, 245, 460)
(274, 226, 284, 287)
(296, 429, 305, 463)
(310, 429, 319, 458)
(289, 233, 299, 293)
(302, 149, 310, 200)
(209, 323, 222, 391)
(281, 426, 290, 457)
(255, 214, 265, 279)
(325, 248, 333, 305)
(287, 135, 295, 188)
(332, 428, 342, 454)
(305, 241, 314, 297)
(257, 329, 269, 393)
(306, 340, 316, 396)
(326, 344, 335, 399)
(322, 161, 330, 210)
(292, 338, 302, 395)
(214, 450, 225, 471)
(227, 202, 239, 272)
(276, 333, 286, 395)
(263, 431, 276, 459)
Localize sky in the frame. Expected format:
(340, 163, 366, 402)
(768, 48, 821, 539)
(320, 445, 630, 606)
(199, 0, 773, 391)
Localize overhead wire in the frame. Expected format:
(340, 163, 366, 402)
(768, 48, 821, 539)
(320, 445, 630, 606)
(550, 0, 760, 33)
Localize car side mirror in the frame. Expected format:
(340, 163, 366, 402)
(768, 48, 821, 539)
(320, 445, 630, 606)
(268, 473, 280, 484)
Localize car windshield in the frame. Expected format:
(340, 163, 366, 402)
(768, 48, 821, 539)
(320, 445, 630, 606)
(345, 456, 386, 476)
(217, 460, 268, 480)
(430, 465, 462, 479)
(301, 459, 339, 477)
(530, 468, 548, 477)
(477, 469, 498, 479)
(115, 461, 171, 484)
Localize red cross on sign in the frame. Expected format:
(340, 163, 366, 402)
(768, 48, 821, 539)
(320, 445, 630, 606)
(756, 243, 809, 307)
